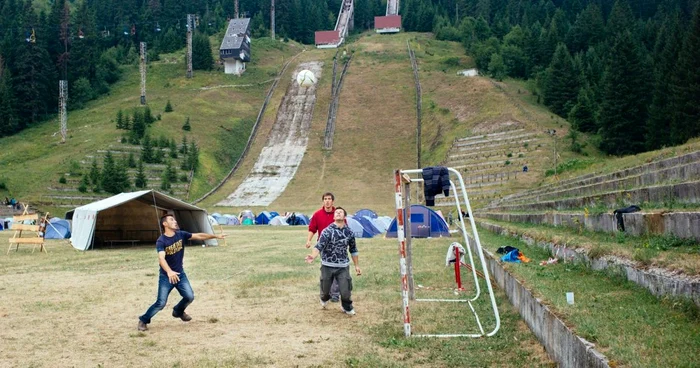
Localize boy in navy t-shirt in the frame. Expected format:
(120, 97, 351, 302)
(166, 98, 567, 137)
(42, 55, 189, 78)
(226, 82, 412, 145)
(138, 214, 225, 331)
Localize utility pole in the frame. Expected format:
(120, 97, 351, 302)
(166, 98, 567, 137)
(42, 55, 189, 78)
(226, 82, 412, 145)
(186, 14, 194, 78)
(59, 80, 67, 143)
(271, 0, 275, 40)
(235, 0, 239, 18)
(546, 129, 557, 177)
(140, 42, 147, 105)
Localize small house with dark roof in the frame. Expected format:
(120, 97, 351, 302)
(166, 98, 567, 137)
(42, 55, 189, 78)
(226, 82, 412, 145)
(219, 18, 251, 75)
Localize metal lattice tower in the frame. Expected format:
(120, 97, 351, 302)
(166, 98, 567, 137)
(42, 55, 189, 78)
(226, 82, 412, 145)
(271, 0, 275, 40)
(140, 42, 147, 105)
(59, 80, 68, 143)
(186, 14, 194, 78)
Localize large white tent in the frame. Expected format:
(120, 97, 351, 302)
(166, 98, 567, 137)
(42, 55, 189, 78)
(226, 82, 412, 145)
(69, 190, 217, 251)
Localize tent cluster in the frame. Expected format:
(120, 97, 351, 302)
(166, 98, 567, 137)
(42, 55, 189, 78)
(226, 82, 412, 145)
(346, 209, 392, 238)
(208, 211, 310, 227)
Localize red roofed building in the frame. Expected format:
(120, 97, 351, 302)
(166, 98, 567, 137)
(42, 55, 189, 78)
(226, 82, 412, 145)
(315, 30, 341, 48)
(375, 15, 401, 33)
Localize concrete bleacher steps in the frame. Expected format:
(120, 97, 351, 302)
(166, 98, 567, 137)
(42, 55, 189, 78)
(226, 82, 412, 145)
(494, 150, 700, 206)
(484, 180, 700, 212)
(475, 221, 700, 307)
(445, 148, 531, 164)
(477, 211, 700, 241)
(452, 137, 540, 155)
(495, 161, 700, 207)
(453, 131, 539, 148)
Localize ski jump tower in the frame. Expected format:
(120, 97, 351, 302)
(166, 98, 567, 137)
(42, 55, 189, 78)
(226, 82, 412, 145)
(375, 0, 401, 33)
(315, 0, 354, 48)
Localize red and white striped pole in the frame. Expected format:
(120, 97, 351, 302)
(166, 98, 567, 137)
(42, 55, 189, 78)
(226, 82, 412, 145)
(394, 169, 411, 337)
(454, 246, 464, 291)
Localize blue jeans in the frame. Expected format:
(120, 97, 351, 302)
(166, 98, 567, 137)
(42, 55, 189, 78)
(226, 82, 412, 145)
(139, 272, 194, 324)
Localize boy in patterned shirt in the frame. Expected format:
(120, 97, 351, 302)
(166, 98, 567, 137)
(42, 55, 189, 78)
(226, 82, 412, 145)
(305, 207, 361, 315)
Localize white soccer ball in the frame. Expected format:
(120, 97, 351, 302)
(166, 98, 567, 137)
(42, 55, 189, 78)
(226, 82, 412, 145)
(296, 70, 317, 87)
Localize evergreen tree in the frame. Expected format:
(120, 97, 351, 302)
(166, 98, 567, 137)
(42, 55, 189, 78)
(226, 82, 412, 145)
(566, 3, 605, 53)
(0, 60, 18, 137)
(127, 152, 137, 168)
(78, 175, 89, 193)
(131, 109, 146, 139)
(543, 43, 579, 117)
(180, 135, 188, 154)
(182, 117, 191, 131)
(598, 31, 650, 155)
(160, 161, 172, 191)
(667, 6, 700, 145)
(192, 32, 214, 70)
(169, 138, 179, 158)
(134, 160, 147, 188)
(568, 85, 597, 133)
(70, 77, 94, 109)
(165, 100, 173, 112)
(116, 109, 125, 129)
(100, 151, 118, 194)
(646, 12, 684, 149)
(141, 134, 154, 163)
(488, 53, 506, 80)
(607, 0, 635, 37)
(89, 157, 101, 186)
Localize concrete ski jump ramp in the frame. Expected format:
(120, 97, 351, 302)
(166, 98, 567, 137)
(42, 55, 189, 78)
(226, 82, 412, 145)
(216, 61, 323, 207)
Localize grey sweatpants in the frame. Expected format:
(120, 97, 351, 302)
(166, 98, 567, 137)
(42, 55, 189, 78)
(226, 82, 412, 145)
(320, 265, 353, 312)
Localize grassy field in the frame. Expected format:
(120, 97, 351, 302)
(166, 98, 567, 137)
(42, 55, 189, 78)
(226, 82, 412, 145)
(473, 226, 700, 368)
(0, 227, 553, 367)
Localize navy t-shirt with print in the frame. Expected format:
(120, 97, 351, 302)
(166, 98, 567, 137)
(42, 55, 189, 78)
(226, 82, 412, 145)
(156, 230, 192, 276)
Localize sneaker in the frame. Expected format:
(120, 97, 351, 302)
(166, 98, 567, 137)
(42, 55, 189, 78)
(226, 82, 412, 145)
(342, 307, 356, 315)
(330, 297, 340, 303)
(172, 311, 192, 322)
(320, 298, 328, 309)
(137, 320, 148, 331)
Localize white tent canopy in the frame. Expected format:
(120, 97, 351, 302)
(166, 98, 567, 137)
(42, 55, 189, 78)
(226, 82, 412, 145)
(69, 190, 217, 251)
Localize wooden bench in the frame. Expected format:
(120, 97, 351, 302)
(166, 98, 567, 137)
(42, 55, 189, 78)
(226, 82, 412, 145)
(7, 204, 49, 254)
(106, 239, 139, 247)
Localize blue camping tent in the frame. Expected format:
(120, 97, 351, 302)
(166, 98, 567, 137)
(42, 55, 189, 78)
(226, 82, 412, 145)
(354, 209, 378, 219)
(45, 219, 71, 239)
(286, 213, 310, 226)
(352, 215, 381, 237)
(346, 217, 373, 238)
(255, 211, 276, 225)
(386, 205, 451, 238)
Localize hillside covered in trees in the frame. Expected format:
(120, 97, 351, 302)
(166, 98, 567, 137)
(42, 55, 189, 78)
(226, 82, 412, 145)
(1, 0, 699, 157)
(403, 0, 700, 155)
(0, 0, 386, 139)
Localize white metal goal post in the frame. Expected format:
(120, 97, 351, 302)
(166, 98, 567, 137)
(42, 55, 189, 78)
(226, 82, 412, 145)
(393, 167, 500, 338)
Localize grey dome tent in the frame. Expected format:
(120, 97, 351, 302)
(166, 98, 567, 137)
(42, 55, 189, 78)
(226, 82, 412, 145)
(385, 204, 451, 238)
(69, 190, 217, 250)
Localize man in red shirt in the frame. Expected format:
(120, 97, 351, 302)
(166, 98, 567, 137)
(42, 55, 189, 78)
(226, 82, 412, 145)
(305, 192, 340, 302)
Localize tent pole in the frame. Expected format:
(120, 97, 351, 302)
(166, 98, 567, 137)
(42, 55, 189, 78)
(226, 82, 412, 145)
(152, 190, 162, 237)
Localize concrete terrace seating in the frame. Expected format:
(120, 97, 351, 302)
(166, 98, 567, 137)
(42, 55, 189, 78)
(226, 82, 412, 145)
(477, 150, 700, 241)
(490, 150, 700, 207)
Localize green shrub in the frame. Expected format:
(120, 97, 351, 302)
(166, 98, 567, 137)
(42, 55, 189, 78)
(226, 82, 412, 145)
(58, 176, 67, 184)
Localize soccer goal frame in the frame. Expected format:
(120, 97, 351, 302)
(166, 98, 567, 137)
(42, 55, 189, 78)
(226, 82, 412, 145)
(393, 168, 500, 338)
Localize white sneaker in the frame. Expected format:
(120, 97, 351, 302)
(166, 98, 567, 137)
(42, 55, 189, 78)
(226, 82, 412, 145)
(342, 308, 356, 315)
(320, 298, 328, 309)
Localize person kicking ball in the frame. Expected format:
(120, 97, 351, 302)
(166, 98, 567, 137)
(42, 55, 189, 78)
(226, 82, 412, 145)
(305, 207, 361, 315)
(138, 214, 225, 331)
